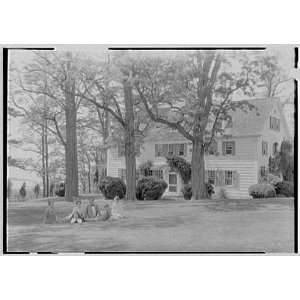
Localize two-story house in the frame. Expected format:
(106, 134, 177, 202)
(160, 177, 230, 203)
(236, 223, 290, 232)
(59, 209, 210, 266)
(106, 98, 291, 199)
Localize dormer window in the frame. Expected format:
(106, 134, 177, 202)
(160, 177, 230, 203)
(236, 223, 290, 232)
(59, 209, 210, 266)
(270, 116, 280, 131)
(226, 117, 233, 128)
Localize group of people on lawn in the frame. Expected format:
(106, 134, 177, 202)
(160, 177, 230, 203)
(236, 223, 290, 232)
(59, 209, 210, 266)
(43, 196, 123, 224)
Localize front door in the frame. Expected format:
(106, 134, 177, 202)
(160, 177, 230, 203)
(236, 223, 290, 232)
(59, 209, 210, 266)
(168, 173, 178, 193)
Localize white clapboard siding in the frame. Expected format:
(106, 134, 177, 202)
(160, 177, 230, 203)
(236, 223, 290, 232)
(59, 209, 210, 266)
(206, 159, 258, 199)
(107, 141, 258, 199)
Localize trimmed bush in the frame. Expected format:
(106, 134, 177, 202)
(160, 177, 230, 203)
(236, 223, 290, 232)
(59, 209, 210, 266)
(136, 177, 168, 200)
(55, 182, 65, 197)
(181, 183, 214, 200)
(248, 183, 276, 198)
(259, 173, 281, 186)
(99, 176, 126, 199)
(275, 181, 294, 197)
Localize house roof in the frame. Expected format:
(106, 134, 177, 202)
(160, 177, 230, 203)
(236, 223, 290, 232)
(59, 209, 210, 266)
(144, 98, 285, 142)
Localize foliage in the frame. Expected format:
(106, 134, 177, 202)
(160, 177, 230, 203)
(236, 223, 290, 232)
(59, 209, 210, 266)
(134, 51, 258, 199)
(33, 184, 40, 198)
(268, 140, 294, 181)
(138, 160, 153, 177)
(99, 176, 126, 199)
(8, 156, 26, 170)
(136, 177, 168, 200)
(259, 173, 281, 186)
(55, 182, 65, 197)
(248, 184, 276, 198)
(181, 183, 214, 200)
(7, 179, 13, 198)
(274, 181, 294, 197)
(166, 156, 191, 184)
(19, 182, 26, 199)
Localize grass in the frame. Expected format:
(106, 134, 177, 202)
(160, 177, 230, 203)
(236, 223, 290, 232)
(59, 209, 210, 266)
(6, 196, 294, 253)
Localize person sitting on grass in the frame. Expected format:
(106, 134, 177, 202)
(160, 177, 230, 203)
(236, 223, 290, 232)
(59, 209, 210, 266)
(97, 204, 112, 221)
(63, 200, 85, 224)
(43, 199, 57, 224)
(85, 198, 100, 220)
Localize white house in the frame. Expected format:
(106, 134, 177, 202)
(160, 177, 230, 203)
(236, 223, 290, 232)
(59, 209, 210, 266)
(106, 98, 291, 199)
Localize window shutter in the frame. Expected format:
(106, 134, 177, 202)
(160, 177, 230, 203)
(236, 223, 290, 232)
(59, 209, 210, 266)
(222, 142, 226, 155)
(220, 170, 225, 186)
(205, 170, 208, 183)
(184, 143, 187, 156)
(216, 170, 223, 186)
(233, 171, 239, 188)
(232, 142, 236, 155)
(163, 144, 168, 156)
(155, 144, 158, 157)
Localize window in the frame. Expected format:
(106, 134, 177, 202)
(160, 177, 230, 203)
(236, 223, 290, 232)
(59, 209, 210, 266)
(148, 169, 164, 180)
(270, 116, 280, 131)
(262, 141, 268, 156)
(207, 140, 218, 155)
(155, 144, 168, 157)
(225, 171, 233, 185)
(168, 144, 176, 156)
(273, 142, 278, 155)
(226, 117, 233, 128)
(155, 143, 187, 157)
(208, 170, 216, 185)
(118, 143, 141, 157)
(118, 168, 126, 182)
(222, 141, 235, 155)
(178, 144, 185, 156)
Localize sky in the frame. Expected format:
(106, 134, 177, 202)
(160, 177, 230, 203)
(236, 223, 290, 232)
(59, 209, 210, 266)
(7, 46, 296, 187)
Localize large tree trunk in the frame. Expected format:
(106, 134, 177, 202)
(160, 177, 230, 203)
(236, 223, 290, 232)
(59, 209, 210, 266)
(64, 58, 79, 202)
(191, 137, 206, 200)
(45, 117, 49, 197)
(123, 79, 136, 201)
(41, 125, 46, 197)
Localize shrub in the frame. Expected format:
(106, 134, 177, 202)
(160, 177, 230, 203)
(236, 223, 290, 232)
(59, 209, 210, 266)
(99, 176, 126, 199)
(55, 182, 65, 197)
(181, 183, 214, 200)
(136, 177, 168, 200)
(248, 183, 276, 198)
(259, 173, 281, 186)
(275, 181, 294, 197)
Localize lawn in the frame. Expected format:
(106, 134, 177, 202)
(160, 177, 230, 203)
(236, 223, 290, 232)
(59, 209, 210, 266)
(6, 196, 295, 253)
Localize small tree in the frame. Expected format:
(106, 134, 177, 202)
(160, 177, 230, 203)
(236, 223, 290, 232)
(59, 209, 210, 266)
(19, 182, 26, 200)
(268, 140, 294, 181)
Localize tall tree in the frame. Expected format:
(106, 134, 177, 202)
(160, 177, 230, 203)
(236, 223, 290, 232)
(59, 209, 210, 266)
(134, 51, 256, 200)
(78, 52, 144, 200)
(13, 51, 88, 201)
